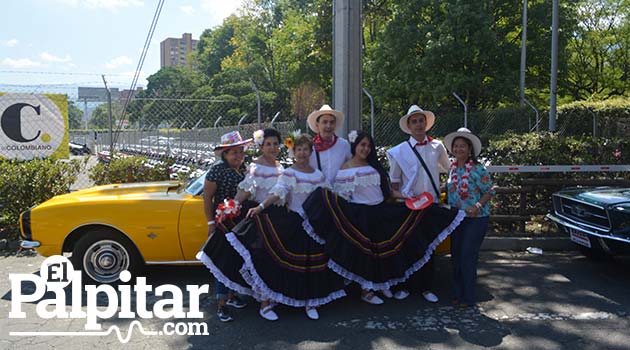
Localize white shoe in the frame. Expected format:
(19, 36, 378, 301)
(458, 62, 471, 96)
(305, 307, 319, 320)
(361, 292, 384, 305)
(381, 289, 394, 298)
(394, 290, 410, 300)
(422, 291, 439, 303)
(259, 304, 279, 321)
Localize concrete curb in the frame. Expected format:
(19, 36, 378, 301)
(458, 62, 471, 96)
(481, 236, 576, 251)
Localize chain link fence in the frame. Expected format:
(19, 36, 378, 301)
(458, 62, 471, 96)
(1, 83, 625, 192)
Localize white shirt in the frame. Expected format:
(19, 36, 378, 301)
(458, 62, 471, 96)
(238, 163, 284, 205)
(386, 136, 450, 200)
(269, 168, 330, 214)
(333, 166, 384, 206)
(309, 136, 352, 185)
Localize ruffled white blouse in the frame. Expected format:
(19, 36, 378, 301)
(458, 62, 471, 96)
(238, 163, 284, 205)
(269, 167, 330, 214)
(333, 166, 384, 206)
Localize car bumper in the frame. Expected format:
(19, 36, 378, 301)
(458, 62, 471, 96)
(20, 240, 41, 249)
(547, 213, 630, 248)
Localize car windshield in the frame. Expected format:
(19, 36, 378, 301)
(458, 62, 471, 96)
(184, 171, 208, 196)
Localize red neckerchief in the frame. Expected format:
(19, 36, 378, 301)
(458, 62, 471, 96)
(415, 135, 433, 146)
(313, 134, 338, 152)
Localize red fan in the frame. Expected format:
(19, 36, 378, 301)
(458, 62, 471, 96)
(405, 192, 434, 211)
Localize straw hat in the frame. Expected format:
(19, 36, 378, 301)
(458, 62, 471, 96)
(214, 131, 252, 151)
(306, 104, 344, 133)
(399, 105, 435, 134)
(443, 127, 482, 157)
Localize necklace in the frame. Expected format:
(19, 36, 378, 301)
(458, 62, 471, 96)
(449, 160, 473, 200)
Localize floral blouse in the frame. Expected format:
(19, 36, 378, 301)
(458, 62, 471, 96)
(205, 161, 246, 213)
(447, 164, 495, 217)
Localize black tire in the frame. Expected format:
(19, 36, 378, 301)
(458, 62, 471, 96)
(71, 228, 143, 284)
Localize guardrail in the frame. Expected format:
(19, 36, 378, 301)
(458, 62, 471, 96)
(487, 171, 630, 232)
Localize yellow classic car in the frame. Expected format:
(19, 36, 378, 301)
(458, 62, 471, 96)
(19, 174, 209, 283)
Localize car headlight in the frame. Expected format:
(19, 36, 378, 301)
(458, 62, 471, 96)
(19, 209, 32, 240)
(609, 204, 630, 234)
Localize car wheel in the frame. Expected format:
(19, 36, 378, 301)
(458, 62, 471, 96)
(71, 229, 143, 284)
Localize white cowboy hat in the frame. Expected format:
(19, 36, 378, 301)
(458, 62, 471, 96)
(399, 105, 435, 134)
(444, 127, 482, 157)
(214, 131, 252, 151)
(306, 104, 344, 133)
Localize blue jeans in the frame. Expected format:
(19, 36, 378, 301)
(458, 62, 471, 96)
(450, 216, 489, 305)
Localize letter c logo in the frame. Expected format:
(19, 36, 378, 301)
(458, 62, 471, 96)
(1, 103, 42, 142)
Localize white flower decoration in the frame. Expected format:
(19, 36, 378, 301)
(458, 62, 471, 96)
(348, 130, 358, 143)
(253, 129, 264, 145)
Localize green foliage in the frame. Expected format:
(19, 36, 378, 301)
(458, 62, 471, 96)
(89, 156, 173, 185)
(484, 132, 628, 230)
(0, 158, 84, 240)
(89, 101, 123, 129)
(68, 100, 84, 129)
(556, 98, 630, 137)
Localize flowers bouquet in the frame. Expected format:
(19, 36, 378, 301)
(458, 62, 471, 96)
(215, 198, 241, 223)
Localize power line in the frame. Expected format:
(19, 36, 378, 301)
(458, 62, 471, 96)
(0, 70, 132, 77)
(114, 0, 165, 145)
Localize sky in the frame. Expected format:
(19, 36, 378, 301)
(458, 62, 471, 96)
(0, 0, 244, 98)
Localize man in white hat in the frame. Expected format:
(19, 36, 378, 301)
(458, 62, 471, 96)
(307, 104, 352, 183)
(386, 105, 450, 303)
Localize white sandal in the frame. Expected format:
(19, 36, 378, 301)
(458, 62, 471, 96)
(259, 303, 279, 321)
(305, 307, 319, 320)
(361, 291, 384, 305)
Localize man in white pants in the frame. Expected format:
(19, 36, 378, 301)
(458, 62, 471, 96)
(386, 105, 450, 303)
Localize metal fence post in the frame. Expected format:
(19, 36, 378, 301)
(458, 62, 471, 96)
(193, 119, 202, 162)
(250, 79, 261, 128)
(270, 112, 280, 127)
(452, 92, 468, 128)
(523, 98, 540, 132)
(362, 88, 374, 138)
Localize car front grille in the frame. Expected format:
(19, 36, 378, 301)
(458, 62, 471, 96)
(554, 195, 610, 230)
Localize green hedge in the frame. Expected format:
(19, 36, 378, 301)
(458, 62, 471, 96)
(89, 156, 172, 185)
(0, 158, 84, 241)
(484, 132, 628, 231)
(556, 98, 630, 137)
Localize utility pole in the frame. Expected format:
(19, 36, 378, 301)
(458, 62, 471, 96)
(520, 0, 528, 106)
(102, 75, 114, 156)
(333, 0, 362, 136)
(549, 0, 559, 131)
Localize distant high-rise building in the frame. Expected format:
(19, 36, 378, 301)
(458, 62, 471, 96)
(160, 33, 198, 68)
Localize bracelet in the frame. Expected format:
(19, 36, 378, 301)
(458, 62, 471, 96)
(207, 220, 215, 225)
(475, 202, 482, 209)
(258, 203, 265, 210)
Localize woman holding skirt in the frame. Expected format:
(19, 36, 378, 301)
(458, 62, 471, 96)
(229, 133, 347, 321)
(303, 130, 465, 304)
(196, 129, 282, 322)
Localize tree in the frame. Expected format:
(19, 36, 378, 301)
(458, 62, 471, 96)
(68, 100, 84, 129)
(88, 102, 123, 129)
(566, 0, 630, 99)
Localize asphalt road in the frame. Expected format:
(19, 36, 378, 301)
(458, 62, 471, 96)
(1, 251, 629, 350)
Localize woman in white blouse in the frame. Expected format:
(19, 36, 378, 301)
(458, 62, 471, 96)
(226, 133, 346, 321)
(303, 131, 464, 306)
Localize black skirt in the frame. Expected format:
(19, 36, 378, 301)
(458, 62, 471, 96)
(196, 201, 258, 297)
(302, 188, 465, 291)
(225, 205, 347, 307)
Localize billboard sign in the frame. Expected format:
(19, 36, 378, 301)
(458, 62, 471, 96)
(0, 93, 69, 160)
